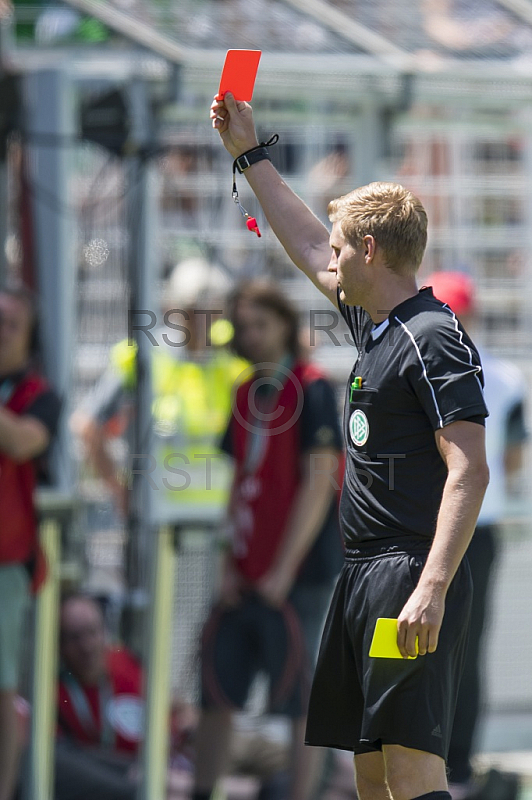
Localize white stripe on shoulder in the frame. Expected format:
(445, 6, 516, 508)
(440, 303, 484, 395)
(394, 316, 443, 428)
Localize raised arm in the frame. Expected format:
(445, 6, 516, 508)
(211, 93, 338, 305)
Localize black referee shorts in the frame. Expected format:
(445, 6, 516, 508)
(305, 542, 472, 760)
(200, 592, 312, 718)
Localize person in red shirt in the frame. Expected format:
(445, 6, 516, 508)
(57, 593, 295, 800)
(0, 286, 60, 800)
(56, 594, 142, 800)
(193, 281, 344, 800)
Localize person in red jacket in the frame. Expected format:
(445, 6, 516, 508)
(0, 285, 61, 800)
(56, 594, 143, 800)
(58, 595, 144, 754)
(193, 281, 344, 800)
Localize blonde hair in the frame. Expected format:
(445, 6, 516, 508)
(328, 181, 428, 275)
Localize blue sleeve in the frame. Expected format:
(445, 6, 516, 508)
(25, 389, 62, 438)
(79, 369, 126, 425)
(506, 400, 528, 446)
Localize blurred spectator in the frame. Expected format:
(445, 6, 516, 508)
(0, 285, 61, 800)
(193, 281, 344, 800)
(56, 593, 305, 800)
(160, 146, 205, 224)
(0, 0, 11, 21)
(70, 257, 247, 536)
(307, 144, 351, 222)
(426, 272, 527, 800)
(55, 594, 140, 800)
(421, 0, 513, 53)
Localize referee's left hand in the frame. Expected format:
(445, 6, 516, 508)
(396, 583, 446, 658)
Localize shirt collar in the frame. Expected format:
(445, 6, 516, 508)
(371, 318, 390, 341)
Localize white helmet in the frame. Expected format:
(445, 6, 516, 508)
(167, 258, 231, 307)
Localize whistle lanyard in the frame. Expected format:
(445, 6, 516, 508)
(61, 672, 114, 747)
(242, 356, 294, 476)
(231, 134, 279, 238)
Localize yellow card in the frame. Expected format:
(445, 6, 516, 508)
(369, 618, 418, 659)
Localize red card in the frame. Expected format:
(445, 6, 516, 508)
(219, 49, 262, 102)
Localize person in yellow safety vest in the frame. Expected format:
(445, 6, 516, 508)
(71, 258, 248, 524)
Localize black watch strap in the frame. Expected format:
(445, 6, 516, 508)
(234, 146, 272, 174)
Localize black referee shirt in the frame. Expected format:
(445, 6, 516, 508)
(338, 286, 488, 546)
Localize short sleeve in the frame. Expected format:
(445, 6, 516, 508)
(300, 377, 343, 453)
(219, 417, 234, 457)
(25, 389, 62, 438)
(406, 319, 488, 431)
(506, 400, 528, 446)
(79, 368, 126, 425)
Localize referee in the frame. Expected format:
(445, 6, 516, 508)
(211, 93, 489, 800)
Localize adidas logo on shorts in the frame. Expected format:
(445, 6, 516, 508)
(431, 724, 442, 737)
